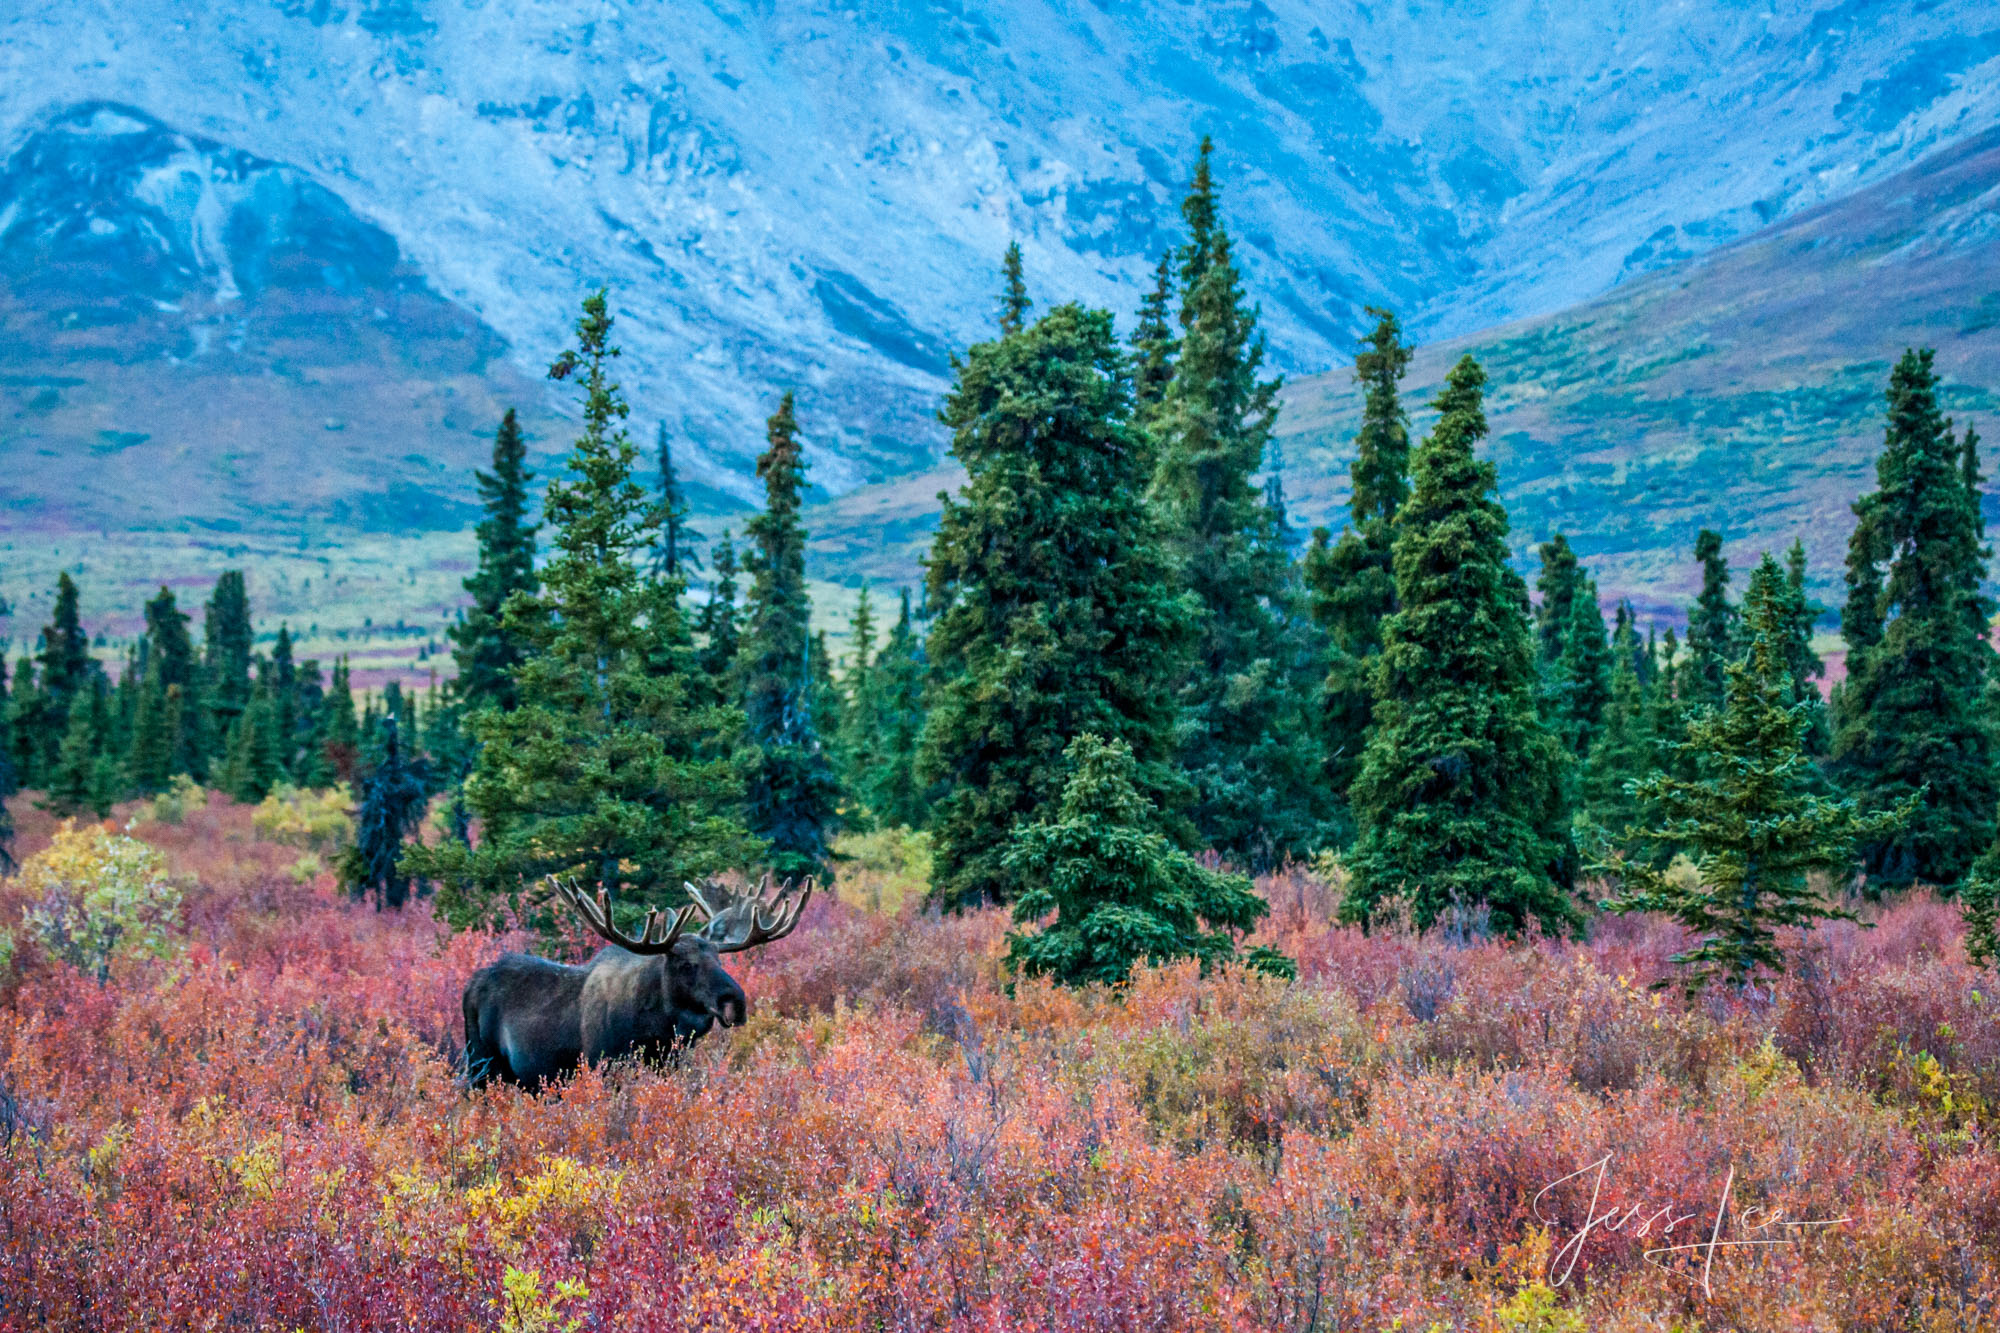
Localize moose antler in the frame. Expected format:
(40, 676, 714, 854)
(551, 876, 698, 955)
(683, 873, 813, 954)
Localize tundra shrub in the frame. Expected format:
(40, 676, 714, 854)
(131, 774, 207, 826)
(16, 820, 183, 982)
(251, 783, 357, 853)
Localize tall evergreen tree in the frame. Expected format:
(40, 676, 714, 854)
(143, 587, 205, 779)
(1345, 356, 1576, 935)
(1604, 556, 1908, 991)
(266, 625, 298, 781)
(1130, 252, 1177, 420)
(6, 658, 45, 790)
(1778, 540, 1831, 758)
(997, 241, 1031, 336)
(1533, 534, 1583, 667)
(412, 290, 754, 936)
(649, 422, 704, 581)
(340, 718, 431, 910)
(1685, 529, 1737, 710)
(37, 572, 92, 723)
(0, 675, 14, 871)
(833, 586, 882, 823)
(320, 658, 361, 784)
(921, 303, 1195, 908)
(222, 682, 282, 804)
(871, 588, 931, 830)
(1150, 137, 1330, 866)
(739, 392, 841, 882)
(1550, 579, 1614, 759)
(451, 409, 541, 714)
(125, 665, 174, 797)
(1832, 350, 1996, 887)
(204, 571, 254, 741)
(696, 531, 743, 701)
(1303, 307, 1413, 808)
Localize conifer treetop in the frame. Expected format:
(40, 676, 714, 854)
(1348, 306, 1413, 529)
(998, 242, 1031, 336)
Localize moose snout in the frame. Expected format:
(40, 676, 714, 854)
(715, 980, 748, 1028)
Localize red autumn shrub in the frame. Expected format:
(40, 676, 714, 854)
(0, 797, 1993, 1330)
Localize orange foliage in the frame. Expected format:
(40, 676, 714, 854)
(0, 802, 1994, 1329)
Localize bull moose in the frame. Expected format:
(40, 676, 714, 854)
(462, 873, 811, 1089)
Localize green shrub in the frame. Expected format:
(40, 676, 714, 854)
(17, 821, 183, 982)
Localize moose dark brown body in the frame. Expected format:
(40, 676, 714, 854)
(462, 875, 809, 1090)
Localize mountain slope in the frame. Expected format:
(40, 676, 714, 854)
(1278, 124, 2000, 617)
(0, 103, 561, 537)
(4, 0, 1997, 500)
(808, 127, 2000, 615)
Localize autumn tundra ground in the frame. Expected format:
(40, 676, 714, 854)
(0, 796, 1994, 1332)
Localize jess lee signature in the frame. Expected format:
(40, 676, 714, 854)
(1533, 1155, 1850, 1297)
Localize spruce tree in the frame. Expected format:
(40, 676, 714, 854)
(1150, 137, 1330, 866)
(1303, 307, 1412, 806)
(204, 571, 254, 743)
(1345, 355, 1576, 935)
(1004, 734, 1289, 987)
(871, 588, 931, 830)
(6, 658, 45, 790)
(37, 572, 92, 721)
(1685, 529, 1737, 711)
(997, 241, 1031, 335)
(738, 392, 841, 882)
(40, 693, 100, 817)
(921, 303, 1195, 908)
(1831, 350, 1995, 887)
(1579, 634, 1653, 843)
(1533, 534, 1583, 667)
(1130, 252, 1177, 420)
(1550, 578, 1613, 759)
(267, 626, 299, 781)
(833, 586, 882, 824)
(125, 666, 173, 796)
(1603, 555, 1908, 991)
(412, 290, 754, 936)
(1964, 834, 2000, 969)
(143, 587, 205, 779)
(340, 718, 431, 910)
(649, 422, 703, 581)
(451, 409, 540, 714)
(223, 682, 281, 803)
(1777, 540, 1831, 758)
(695, 531, 743, 701)
(320, 657, 360, 783)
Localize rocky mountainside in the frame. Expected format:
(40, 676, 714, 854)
(0, 103, 557, 538)
(4, 0, 1998, 511)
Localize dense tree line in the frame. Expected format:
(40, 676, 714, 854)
(4, 144, 1994, 990)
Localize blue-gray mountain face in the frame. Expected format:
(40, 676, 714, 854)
(3, 0, 1998, 511)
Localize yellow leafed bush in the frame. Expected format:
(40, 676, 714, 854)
(15, 820, 183, 982)
(832, 826, 932, 914)
(251, 784, 356, 853)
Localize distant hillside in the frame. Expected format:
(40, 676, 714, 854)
(6, 0, 1999, 493)
(1276, 125, 2000, 620)
(0, 103, 566, 539)
(808, 128, 2000, 618)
